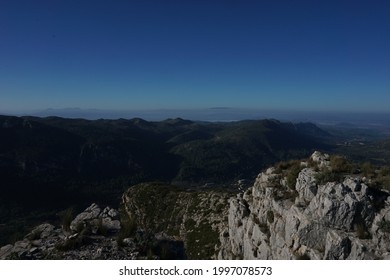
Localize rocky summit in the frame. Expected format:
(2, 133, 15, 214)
(1, 152, 390, 260)
(218, 152, 390, 260)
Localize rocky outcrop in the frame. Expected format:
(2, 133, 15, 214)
(0, 204, 136, 260)
(218, 152, 390, 260)
(69, 203, 121, 233)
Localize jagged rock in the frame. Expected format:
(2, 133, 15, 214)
(296, 168, 318, 203)
(218, 151, 390, 260)
(70, 203, 101, 231)
(310, 151, 330, 167)
(304, 182, 358, 231)
(102, 218, 121, 232)
(324, 230, 351, 259)
(0, 204, 140, 260)
(25, 223, 55, 240)
(69, 204, 120, 234)
(108, 208, 119, 219)
(0, 244, 13, 259)
(298, 222, 328, 251)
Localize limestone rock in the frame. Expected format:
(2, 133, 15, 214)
(218, 151, 390, 260)
(69, 203, 121, 234)
(324, 230, 351, 260)
(310, 151, 330, 167)
(295, 168, 317, 203)
(0, 245, 13, 259)
(0, 204, 140, 260)
(70, 203, 101, 231)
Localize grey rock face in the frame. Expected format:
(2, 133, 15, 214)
(70, 203, 121, 234)
(295, 168, 317, 203)
(0, 204, 137, 260)
(0, 244, 13, 259)
(324, 230, 351, 260)
(219, 151, 390, 260)
(310, 151, 330, 168)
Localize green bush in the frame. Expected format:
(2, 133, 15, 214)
(286, 163, 301, 189)
(373, 166, 390, 192)
(186, 221, 219, 259)
(361, 162, 375, 178)
(274, 159, 303, 189)
(315, 170, 344, 184)
(329, 155, 350, 173)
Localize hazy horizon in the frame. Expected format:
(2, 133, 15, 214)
(2, 107, 390, 129)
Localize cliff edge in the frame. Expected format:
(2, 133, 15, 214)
(218, 151, 390, 259)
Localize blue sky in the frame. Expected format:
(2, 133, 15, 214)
(1, 0, 390, 114)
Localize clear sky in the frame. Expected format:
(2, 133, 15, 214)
(1, 0, 389, 114)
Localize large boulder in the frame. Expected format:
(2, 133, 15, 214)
(70, 203, 120, 233)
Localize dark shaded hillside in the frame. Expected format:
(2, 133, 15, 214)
(171, 119, 330, 183)
(0, 116, 332, 201)
(0, 116, 181, 208)
(0, 117, 84, 206)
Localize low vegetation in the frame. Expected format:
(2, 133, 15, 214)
(59, 207, 74, 231)
(117, 212, 137, 247)
(122, 182, 230, 259)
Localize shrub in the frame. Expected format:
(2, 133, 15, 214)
(286, 163, 301, 189)
(329, 155, 350, 173)
(296, 253, 311, 260)
(117, 215, 137, 247)
(275, 160, 302, 189)
(355, 222, 371, 239)
(361, 162, 375, 178)
(96, 218, 108, 236)
(315, 170, 343, 184)
(273, 189, 298, 201)
(58, 207, 74, 231)
(372, 166, 390, 192)
(186, 221, 219, 259)
(307, 157, 319, 171)
(380, 166, 390, 177)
